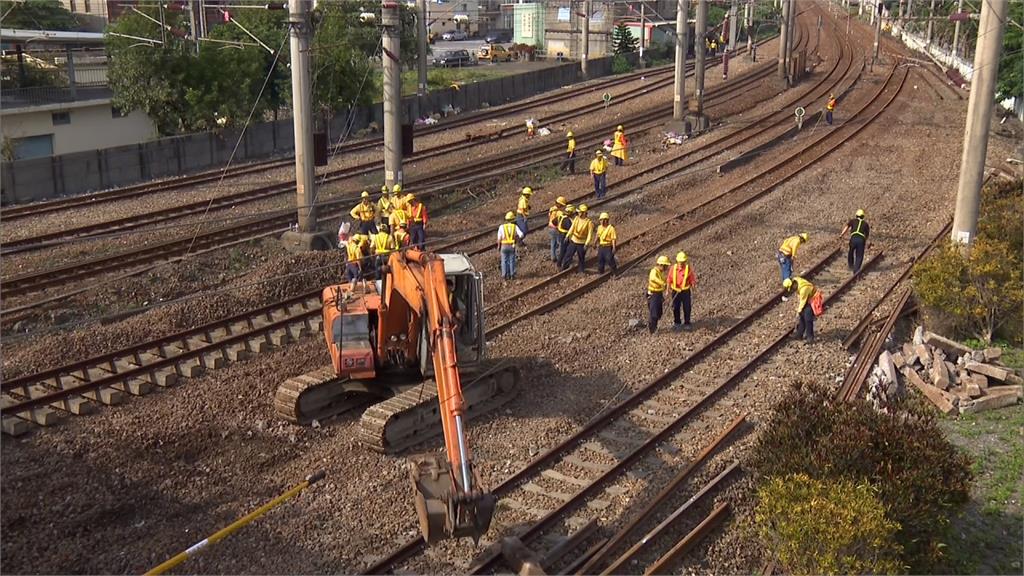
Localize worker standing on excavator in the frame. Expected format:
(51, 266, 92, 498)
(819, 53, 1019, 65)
(777, 232, 809, 283)
(611, 125, 628, 166)
(561, 204, 593, 273)
(408, 195, 428, 249)
(548, 196, 567, 263)
(594, 212, 618, 273)
(556, 204, 576, 268)
(393, 222, 411, 249)
(351, 191, 378, 236)
(344, 235, 366, 283)
(497, 212, 525, 280)
(372, 223, 397, 278)
(647, 255, 671, 334)
(516, 186, 533, 239)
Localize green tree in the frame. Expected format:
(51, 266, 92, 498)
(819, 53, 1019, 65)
(611, 22, 638, 55)
(0, 0, 78, 31)
(997, 2, 1023, 102)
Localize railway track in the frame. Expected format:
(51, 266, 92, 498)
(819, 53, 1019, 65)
(0, 64, 680, 223)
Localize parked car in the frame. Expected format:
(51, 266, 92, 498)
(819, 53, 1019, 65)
(484, 29, 512, 44)
(432, 49, 474, 68)
(441, 30, 468, 41)
(477, 44, 512, 63)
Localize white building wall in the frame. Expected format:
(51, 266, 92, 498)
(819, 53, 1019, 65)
(2, 100, 157, 156)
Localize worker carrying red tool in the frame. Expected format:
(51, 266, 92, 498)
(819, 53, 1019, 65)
(783, 276, 822, 344)
(561, 204, 594, 273)
(560, 131, 577, 174)
(590, 150, 608, 198)
(777, 232, 809, 282)
(350, 191, 378, 236)
(668, 251, 697, 331)
(516, 186, 533, 239)
(555, 204, 576, 268)
(825, 93, 837, 125)
(547, 196, 567, 263)
(611, 124, 629, 166)
(840, 209, 870, 274)
(408, 194, 428, 249)
(594, 212, 618, 273)
(497, 211, 525, 280)
(646, 255, 671, 334)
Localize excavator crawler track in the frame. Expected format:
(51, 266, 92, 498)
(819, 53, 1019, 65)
(275, 366, 386, 425)
(359, 364, 520, 453)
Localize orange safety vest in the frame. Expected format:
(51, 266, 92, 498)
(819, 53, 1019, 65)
(827, 97, 837, 111)
(410, 203, 426, 223)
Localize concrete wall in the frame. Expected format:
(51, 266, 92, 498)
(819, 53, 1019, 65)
(1, 56, 622, 205)
(1, 99, 157, 156)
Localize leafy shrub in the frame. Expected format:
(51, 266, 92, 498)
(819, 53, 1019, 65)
(755, 473, 904, 575)
(611, 54, 633, 74)
(749, 383, 972, 572)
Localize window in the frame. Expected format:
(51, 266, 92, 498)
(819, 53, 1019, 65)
(51, 112, 71, 125)
(111, 106, 127, 118)
(10, 134, 54, 160)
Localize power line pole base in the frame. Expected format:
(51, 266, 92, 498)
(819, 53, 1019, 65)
(281, 230, 334, 253)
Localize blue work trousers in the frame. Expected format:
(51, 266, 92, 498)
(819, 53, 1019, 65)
(500, 245, 517, 279)
(777, 251, 793, 282)
(597, 246, 617, 273)
(672, 290, 692, 325)
(849, 236, 866, 274)
(593, 173, 607, 198)
(358, 221, 378, 236)
(648, 292, 664, 334)
(561, 241, 587, 272)
(795, 305, 815, 341)
(826, 109, 834, 125)
(548, 229, 563, 262)
(410, 223, 426, 249)
(344, 262, 361, 283)
(516, 215, 529, 239)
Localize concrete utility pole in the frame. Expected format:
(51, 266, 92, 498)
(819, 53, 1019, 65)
(672, 0, 689, 120)
(188, 0, 199, 54)
(417, 0, 428, 97)
(581, 0, 591, 75)
(288, 0, 316, 234)
(777, 0, 789, 80)
(639, 2, 646, 67)
(926, 0, 936, 46)
(694, 0, 706, 114)
(382, 0, 403, 188)
(952, 0, 964, 57)
(745, 0, 753, 58)
(951, 0, 1008, 247)
(728, 0, 738, 51)
(785, 0, 795, 79)
(872, 0, 882, 65)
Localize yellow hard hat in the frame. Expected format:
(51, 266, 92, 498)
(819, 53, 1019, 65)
(783, 278, 794, 290)
(595, 150, 604, 156)
(564, 204, 576, 213)
(578, 204, 588, 213)
(676, 251, 688, 263)
(855, 209, 865, 218)
(799, 232, 809, 242)
(505, 211, 515, 221)
(556, 196, 567, 206)
(381, 185, 388, 193)
(407, 194, 417, 202)
(393, 184, 402, 193)
(599, 212, 610, 220)
(656, 255, 671, 266)
(566, 131, 574, 138)
(361, 191, 370, 199)
(616, 124, 624, 131)
(522, 186, 533, 195)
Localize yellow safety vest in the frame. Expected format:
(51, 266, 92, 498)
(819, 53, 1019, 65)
(517, 195, 530, 216)
(548, 206, 563, 228)
(852, 218, 866, 238)
(793, 276, 816, 312)
(648, 267, 667, 293)
(567, 138, 576, 154)
(393, 229, 410, 247)
(566, 217, 593, 245)
(351, 201, 375, 222)
(346, 242, 362, 265)
(389, 208, 408, 230)
(597, 224, 616, 246)
(668, 263, 692, 292)
(373, 232, 394, 254)
(500, 223, 518, 245)
(590, 158, 607, 175)
(557, 214, 573, 234)
(779, 236, 802, 257)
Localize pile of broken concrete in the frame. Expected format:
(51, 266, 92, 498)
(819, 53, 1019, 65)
(870, 327, 1022, 416)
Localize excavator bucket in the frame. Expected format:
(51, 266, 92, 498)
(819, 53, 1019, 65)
(409, 453, 495, 544)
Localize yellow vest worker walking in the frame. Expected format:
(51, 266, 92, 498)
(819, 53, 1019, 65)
(826, 93, 837, 125)
(516, 186, 533, 239)
(668, 251, 698, 331)
(647, 255, 671, 334)
(783, 276, 818, 343)
(547, 196, 567, 263)
(344, 235, 368, 283)
(590, 150, 608, 198)
(560, 131, 577, 174)
(561, 204, 594, 273)
(594, 212, 618, 273)
(555, 204, 576, 268)
(408, 195, 428, 249)
(350, 191, 378, 235)
(497, 212, 525, 280)
(840, 209, 870, 274)
(611, 124, 629, 166)
(777, 232, 809, 282)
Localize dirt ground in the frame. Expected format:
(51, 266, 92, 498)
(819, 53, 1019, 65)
(2, 5, 1022, 575)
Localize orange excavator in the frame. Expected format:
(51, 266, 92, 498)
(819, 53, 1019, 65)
(274, 249, 518, 542)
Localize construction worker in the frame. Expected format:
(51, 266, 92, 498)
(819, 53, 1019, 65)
(825, 93, 837, 125)
(594, 212, 618, 273)
(408, 195, 428, 249)
(560, 131, 577, 173)
(497, 211, 525, 280)
(561, 204, 594, 273)
(647, 255, 671, 334)
(548, 196, 567, 263)
(668, 251, 698, 331)
(526, 119, 537, 138)
(393, 221, 411, 249)
(556, 204, 576, 267)
(377, 186, 395, 223)
(389, 195, 409, 231)
(371, 223, 396, 278)
(840, 209, 870, 274)
(777, 232, 809, 282)
(783, 276, 818, 343)
(350, 191, 378, 236)
(611, 125, 628, 166)
(516, 186, 533, 238)
(590, 150, 608, 199)
(344, 234, 366, 283)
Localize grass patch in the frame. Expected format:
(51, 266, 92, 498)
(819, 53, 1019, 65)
(940, 403, 1024, 574)
(399, 66, 512, 96)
